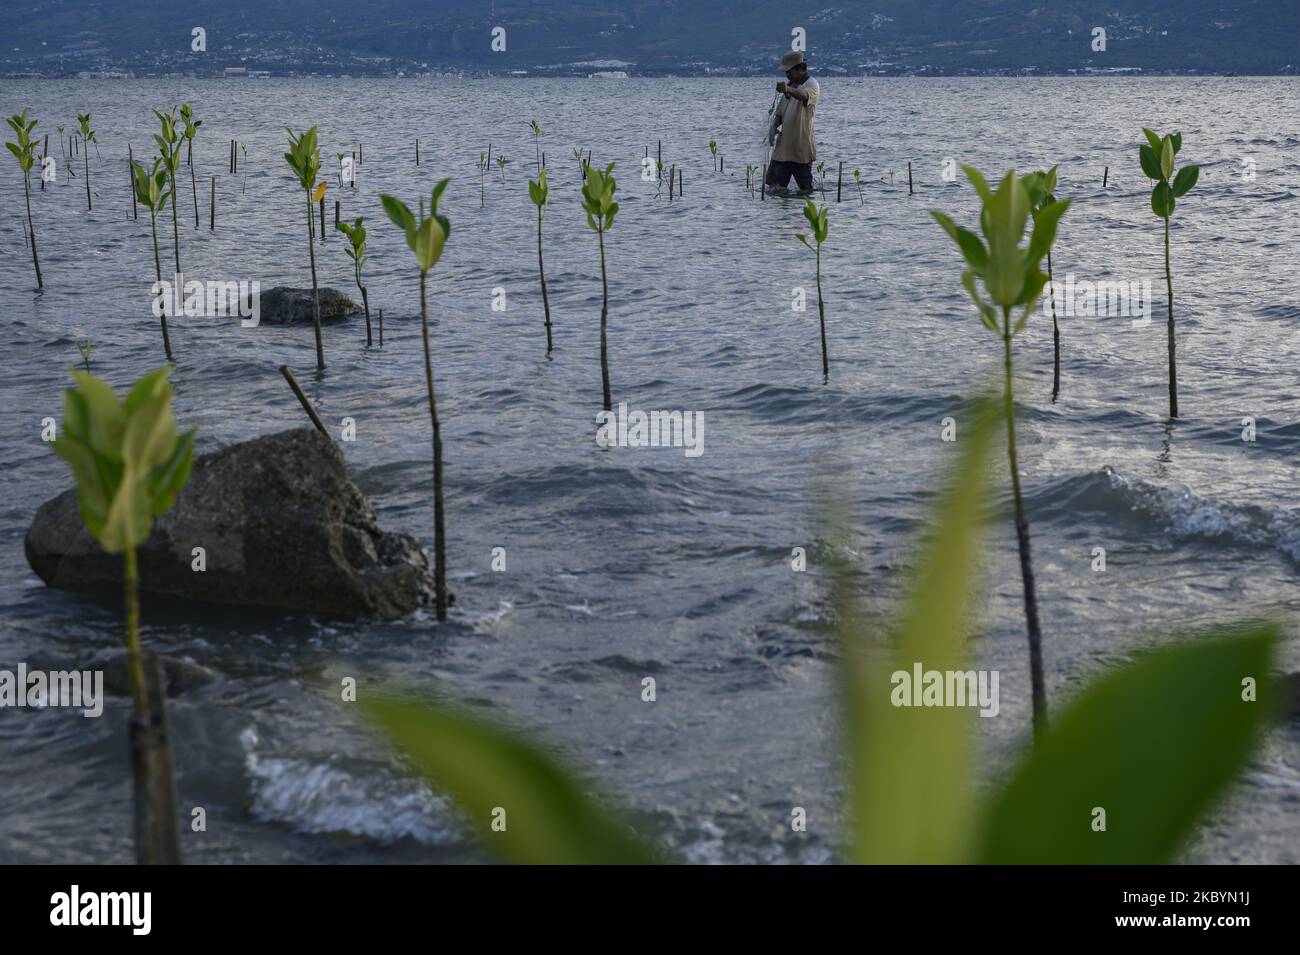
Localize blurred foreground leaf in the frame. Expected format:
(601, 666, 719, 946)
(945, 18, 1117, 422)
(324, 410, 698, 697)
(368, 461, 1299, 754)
(841, 398, 996, 863)
(363, 695, 662, 865)
(978, 626, 1276, 863)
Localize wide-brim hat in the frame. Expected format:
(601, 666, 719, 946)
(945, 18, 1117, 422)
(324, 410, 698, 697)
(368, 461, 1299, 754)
(779, 51, 805, 71)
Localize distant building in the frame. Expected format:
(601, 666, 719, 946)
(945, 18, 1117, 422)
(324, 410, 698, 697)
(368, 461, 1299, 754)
(224, 66, 248, 78)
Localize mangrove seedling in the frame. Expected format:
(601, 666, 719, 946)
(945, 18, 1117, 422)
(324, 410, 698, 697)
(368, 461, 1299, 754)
(4, 109, 43, 288)
(51, 366, 195, 864)
(180, 104, 201, 228)
(477, 151, 488, 207)
(796, 197, 830, 378)
(240, 142, 248, 194)
(529, 119, 542, 171)
(496, 154, 508, 184)
(1021, 168, 1063, 400)
(76, 112, 96, 211)
(1139, 128, 1199, 418)
(130, 156, 175, 359)
(152, 108, 184, 275)
(56, 124, 71, 183)
(335, 216, 373, 346)
(581, 161, 619, 411)
(380, 180, 453, 620)
(709, 139, 718, 172)
(930, 166, 1071, 739)
(528, 168, 553, 353)
(816, 159, 826, 191)
(284, 126, 326, 370)
(853, 168, 863, 204)
(76, 337, 91, 373)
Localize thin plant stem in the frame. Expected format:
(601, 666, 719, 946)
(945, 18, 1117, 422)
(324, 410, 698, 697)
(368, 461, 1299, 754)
(538, 204, 552, 353)
(419, 270, 448, 621)
(151, 211, 173, 360)
(190, 145, 198, 228)
(123, 545, 147, 721)
(598, 226, 611, 411)
(170, 162, 180, 275)
(1048, 248, 1060, 401)
(816, 244, 828, 378)
(306, 190, 323, 369)
(360, 279, 372, 348)
(1164, 215, 1177, 418)
(1002, 305, 1047, 738)
(23, 170, 42, 288)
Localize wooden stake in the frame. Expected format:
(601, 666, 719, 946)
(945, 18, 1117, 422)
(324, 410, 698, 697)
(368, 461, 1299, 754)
(279, 365, 329, 435)
(319, 196, 326, 240)
(668, 164, 674, 200)
(908, 161, 913, 195)
(209, 175, 215, 230)
(128, 143, 137, 217)
(378, 308, 384, 347)
(1103, 166, 1109, 188)
(41, 134, 48, 192)
(678, 167, 682, 197)
(415, 138, 419, 165)
(836, 161, 843, 202)
(334, 200, 340, 228)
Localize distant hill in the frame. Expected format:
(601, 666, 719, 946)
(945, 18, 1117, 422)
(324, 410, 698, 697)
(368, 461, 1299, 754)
(2, 0, 1296, 75)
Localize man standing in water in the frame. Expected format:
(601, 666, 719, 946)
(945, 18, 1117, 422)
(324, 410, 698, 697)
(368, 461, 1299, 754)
(765, 50, 820, 196)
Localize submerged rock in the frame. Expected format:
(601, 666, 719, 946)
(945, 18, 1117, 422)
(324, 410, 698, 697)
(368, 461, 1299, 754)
(259, 286, 360, 324)
(25, 429, 431, 620)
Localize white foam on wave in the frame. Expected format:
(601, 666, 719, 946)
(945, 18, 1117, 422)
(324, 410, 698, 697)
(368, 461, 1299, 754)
(240, 727, 460, 846)
(1103, 467, 1300, 562)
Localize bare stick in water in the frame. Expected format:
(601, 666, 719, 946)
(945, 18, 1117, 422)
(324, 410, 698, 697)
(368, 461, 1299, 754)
(279, 365, 329, 435)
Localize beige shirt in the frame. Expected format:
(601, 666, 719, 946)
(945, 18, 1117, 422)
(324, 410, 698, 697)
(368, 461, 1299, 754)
(771, 77, 820, 164)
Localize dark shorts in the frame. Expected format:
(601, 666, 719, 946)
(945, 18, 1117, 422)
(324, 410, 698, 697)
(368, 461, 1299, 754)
(765, 159, 814, 191)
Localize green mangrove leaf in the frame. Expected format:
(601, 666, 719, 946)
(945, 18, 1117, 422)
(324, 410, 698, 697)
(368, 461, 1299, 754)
(842, 397, 997, 864)
(1138, 144, 1162, 182)
(1152, 180, 1174, 218)
(145, 428, 195, 515)
(362, 694, 662, 864)
(932, 211, 988, 275)
(978, 626, 1277, 864)
(380, 195, 416, 242)
(961, 165, 992, 205)
(1172, 164, 1199, 198)
(1027, 198, 1072, 266)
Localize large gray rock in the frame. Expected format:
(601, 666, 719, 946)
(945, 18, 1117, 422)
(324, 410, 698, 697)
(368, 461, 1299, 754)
(25, 429, 431, 620)
(260, 286, 360, 324)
